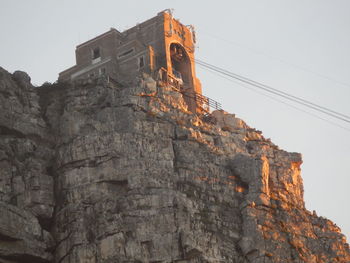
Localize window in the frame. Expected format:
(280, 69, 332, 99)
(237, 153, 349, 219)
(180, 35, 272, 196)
(118, 48, 134, 58)
(138, 56, 145, 68)
(92, 47, 101, 64)
(92, 48, 100, 59)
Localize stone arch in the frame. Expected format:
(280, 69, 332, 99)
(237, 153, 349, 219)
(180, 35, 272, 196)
(169, 42, 196, 111)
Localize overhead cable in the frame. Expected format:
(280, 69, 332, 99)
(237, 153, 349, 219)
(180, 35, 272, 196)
(198, 64, 350, 132)
(195, 58, 350, 124)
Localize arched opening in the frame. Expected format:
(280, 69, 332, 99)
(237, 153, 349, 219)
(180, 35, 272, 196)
(170, 43, 196, 111)
(170, 43, 193, 90)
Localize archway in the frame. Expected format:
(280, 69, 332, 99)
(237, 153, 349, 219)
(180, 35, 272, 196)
(170, 43, 196, 111)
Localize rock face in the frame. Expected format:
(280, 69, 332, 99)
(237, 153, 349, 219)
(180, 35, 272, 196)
(0, 67, 349, 263)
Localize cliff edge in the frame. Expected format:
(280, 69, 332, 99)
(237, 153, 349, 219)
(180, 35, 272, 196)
(0, 67, 349, 262)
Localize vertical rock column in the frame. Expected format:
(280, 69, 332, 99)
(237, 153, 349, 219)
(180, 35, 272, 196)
(0, 68, 54, 262)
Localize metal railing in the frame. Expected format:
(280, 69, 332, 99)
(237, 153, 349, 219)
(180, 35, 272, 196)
(182, 92, 222, 113)
(157, 68, 222, 113)
(196, 92, 222, 111)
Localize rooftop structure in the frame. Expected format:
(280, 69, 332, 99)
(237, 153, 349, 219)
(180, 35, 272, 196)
(59, 10, 207, 113)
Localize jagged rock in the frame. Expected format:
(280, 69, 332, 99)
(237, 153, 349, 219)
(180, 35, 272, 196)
(211, 110, 247, 131)
(0, 69, 349, 262)
(0, 202, 53, 262)
(0, 67, 54, 263)
(12, 71, 32, 90)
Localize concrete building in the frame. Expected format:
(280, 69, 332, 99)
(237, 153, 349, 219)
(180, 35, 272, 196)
(59, 10, 204, 113)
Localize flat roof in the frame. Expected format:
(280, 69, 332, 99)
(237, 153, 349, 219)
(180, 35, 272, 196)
(76, 12, 166, 50)
(76, 28, 122, 49)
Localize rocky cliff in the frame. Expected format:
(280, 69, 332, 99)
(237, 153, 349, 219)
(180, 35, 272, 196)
(0, 67, 349, 263)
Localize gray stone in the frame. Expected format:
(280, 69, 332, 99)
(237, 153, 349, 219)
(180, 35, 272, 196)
(12, 71, 32, 89)
(0, 69, 349, 263)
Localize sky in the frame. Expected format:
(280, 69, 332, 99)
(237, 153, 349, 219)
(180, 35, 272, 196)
(1, 0, 349, 240)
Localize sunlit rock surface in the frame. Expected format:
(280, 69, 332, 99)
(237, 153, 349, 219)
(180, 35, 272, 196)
(0, 67, 349, 262)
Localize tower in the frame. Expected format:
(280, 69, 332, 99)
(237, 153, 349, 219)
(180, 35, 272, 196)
(59, 10, 203, 113)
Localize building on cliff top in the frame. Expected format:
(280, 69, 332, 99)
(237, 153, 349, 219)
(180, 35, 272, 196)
(59, 10, 210, 114)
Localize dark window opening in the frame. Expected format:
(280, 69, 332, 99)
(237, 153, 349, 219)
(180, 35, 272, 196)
(170, 44, 185, 63)
(139, 56, 145, 68)
(92, 48, 100, 59)
(118, 49, 134, 58)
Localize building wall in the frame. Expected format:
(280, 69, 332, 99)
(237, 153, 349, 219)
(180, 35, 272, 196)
(59, 13, 166, 82)
(59, 30, 120, 81)
(114, 14, 165, 82)
(58, 11, 202, 113)
(163, 12, 202, 113)
(75, 30, 120, 66)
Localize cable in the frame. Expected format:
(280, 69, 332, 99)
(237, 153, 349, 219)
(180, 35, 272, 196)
(164, 41, 350, 126)
(196, 58, 350, 120)
(195, 58, 350, 124)
(199, 64, 350, 133)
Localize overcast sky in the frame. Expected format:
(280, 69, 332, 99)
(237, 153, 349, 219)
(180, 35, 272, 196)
(1, 0, 349, 240)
